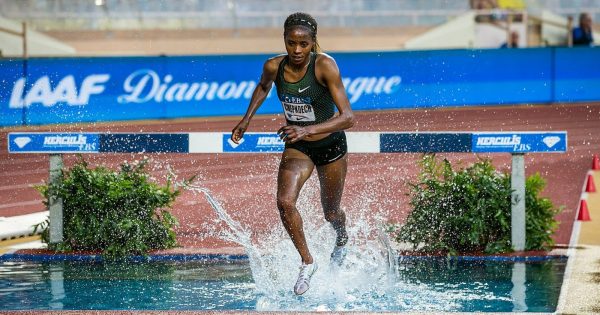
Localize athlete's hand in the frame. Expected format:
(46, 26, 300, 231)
(277, 125, 310, 143)
(231, 120, 249, 144)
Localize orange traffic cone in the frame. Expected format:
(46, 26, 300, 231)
(586, 174, 596, 193)
(593, 154, 600, 170)
(578, 199, 591, 221)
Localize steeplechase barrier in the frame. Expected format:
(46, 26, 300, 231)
(7, 131, 567, 251)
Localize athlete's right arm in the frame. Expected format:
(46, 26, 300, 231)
(231, 57, 281, 144)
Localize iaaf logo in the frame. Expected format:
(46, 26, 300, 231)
(8, 70, 402, 108)
(10, 75, 110, 108)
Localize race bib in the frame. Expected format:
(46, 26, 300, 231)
(281, 101, 316, 122)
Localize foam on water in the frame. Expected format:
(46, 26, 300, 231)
(187, 181, 404, 311)
(185, 175, 525, 312)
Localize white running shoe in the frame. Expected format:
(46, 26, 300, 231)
(293, 262, 318, 295)
(330, 245, 347, 267)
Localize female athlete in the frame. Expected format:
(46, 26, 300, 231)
(231, 12, 355, 295)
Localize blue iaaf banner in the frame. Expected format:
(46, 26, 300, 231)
(8, 132, 567, 154)
(2, 47, 598, 127)
(2, 54, 403, 126)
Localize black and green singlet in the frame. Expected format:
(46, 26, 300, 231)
(274, 52, 335, 127)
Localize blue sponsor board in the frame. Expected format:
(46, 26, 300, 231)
(7, 132, 569, 154)
(8, 133, 100, 153)
(554, 47, 600, 102)
(222, 133, 285, 153)
(471, 132, 567, 153)
(0, 60, 25, 127)
(2, 47, 599, 127)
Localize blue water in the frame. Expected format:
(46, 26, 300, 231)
(0, 258, 566, 312)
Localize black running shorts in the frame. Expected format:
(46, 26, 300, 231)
(285, 131, 347, 166)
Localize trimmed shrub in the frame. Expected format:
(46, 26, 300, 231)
(35, 156, 182, 258)
(393, 155, 561, 255)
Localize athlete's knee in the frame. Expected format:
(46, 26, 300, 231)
(277, 196, 296, 215)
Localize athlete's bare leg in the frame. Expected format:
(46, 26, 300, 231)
(277, 148, 315, 264)
(316, 155, 348, 246)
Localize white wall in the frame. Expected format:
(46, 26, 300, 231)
(404, 12, 476, 50)
(0, 17, 75, 57)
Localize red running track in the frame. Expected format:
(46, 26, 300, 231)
(1, 103, 598, 249)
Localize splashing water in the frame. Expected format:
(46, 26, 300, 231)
(187, 182, 401, 311)
(184, 180, 533, 312)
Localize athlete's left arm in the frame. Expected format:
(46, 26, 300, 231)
(311, 55, 357, 132)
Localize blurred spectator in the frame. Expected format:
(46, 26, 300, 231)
(472, 0, 499, 23)
(470, 0, 498, 10)
(572, 12, 594, 46)
(500, 31, 519, 48)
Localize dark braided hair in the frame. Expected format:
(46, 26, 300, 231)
(283, 12, 321, 53)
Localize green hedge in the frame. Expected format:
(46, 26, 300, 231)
(393, 155, 561, 255)
(35, 157, 182, 258)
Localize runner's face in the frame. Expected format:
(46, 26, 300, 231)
(284, 27, 314, 66)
